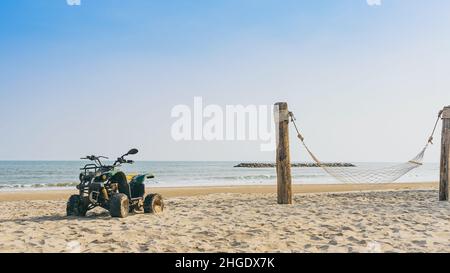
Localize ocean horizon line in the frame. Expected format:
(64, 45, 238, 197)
(0, 160, 441, 164)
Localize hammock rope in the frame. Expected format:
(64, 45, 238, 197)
(288, 111, 443, 183)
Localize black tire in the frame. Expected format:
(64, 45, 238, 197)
(109, 193, 129, 218)
(144, 193, 164, 213)
(66, 195, 87, 217)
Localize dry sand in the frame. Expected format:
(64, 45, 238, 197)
(0, 182, 449, 253)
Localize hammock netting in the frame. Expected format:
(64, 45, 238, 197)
(289, 111, 442, 184)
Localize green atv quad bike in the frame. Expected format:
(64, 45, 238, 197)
(67, 149, 164, 218)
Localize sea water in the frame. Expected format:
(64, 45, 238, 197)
(0, 161, 439, 191)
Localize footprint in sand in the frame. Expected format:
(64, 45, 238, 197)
(412, 240, 427, 247)
(329, 239, 338, 246)
(318, 245, 329, 251)
(347, 236, 367, 246)
(341, 226, 353, 231)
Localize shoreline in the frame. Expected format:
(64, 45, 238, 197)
(0, 182, 438, 202)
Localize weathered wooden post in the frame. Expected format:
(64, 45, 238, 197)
(274, 102, 292, 204)
(439, 106, 450, 201)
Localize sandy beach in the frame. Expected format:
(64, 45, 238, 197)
(1, 182, 450, 253)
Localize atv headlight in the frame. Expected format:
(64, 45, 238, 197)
(94, 174, 108, 182)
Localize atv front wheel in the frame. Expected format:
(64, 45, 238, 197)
(66, 195, 87, 217)
(144, 193, 164, 213)
(109, 193, 129, 218)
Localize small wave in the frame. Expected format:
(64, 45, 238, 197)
(207, 174, 277, 180)
(0, 182, 79, 190)
(32, 182, 79, 188)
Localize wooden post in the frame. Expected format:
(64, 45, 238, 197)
(439, 106, 450, 201)
(275, 102, 292, 204)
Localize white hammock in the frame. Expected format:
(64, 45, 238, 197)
(289, 111, 442, 184)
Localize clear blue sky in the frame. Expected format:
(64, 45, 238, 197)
(0, 0, 449, 162)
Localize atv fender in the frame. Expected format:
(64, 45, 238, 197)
(129, 173, 154, 198)
(110, 171, 131, 200)
(130, 173, 154, 185)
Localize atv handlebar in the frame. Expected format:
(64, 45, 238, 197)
(81, 155, 109, 161)
(80, 149, 137, 169)
(113, 157, 134, 165)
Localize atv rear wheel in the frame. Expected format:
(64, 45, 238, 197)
(66, 195, 87, 217)
(144, 193, 164, 213)
(109, 193, 129, 218)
